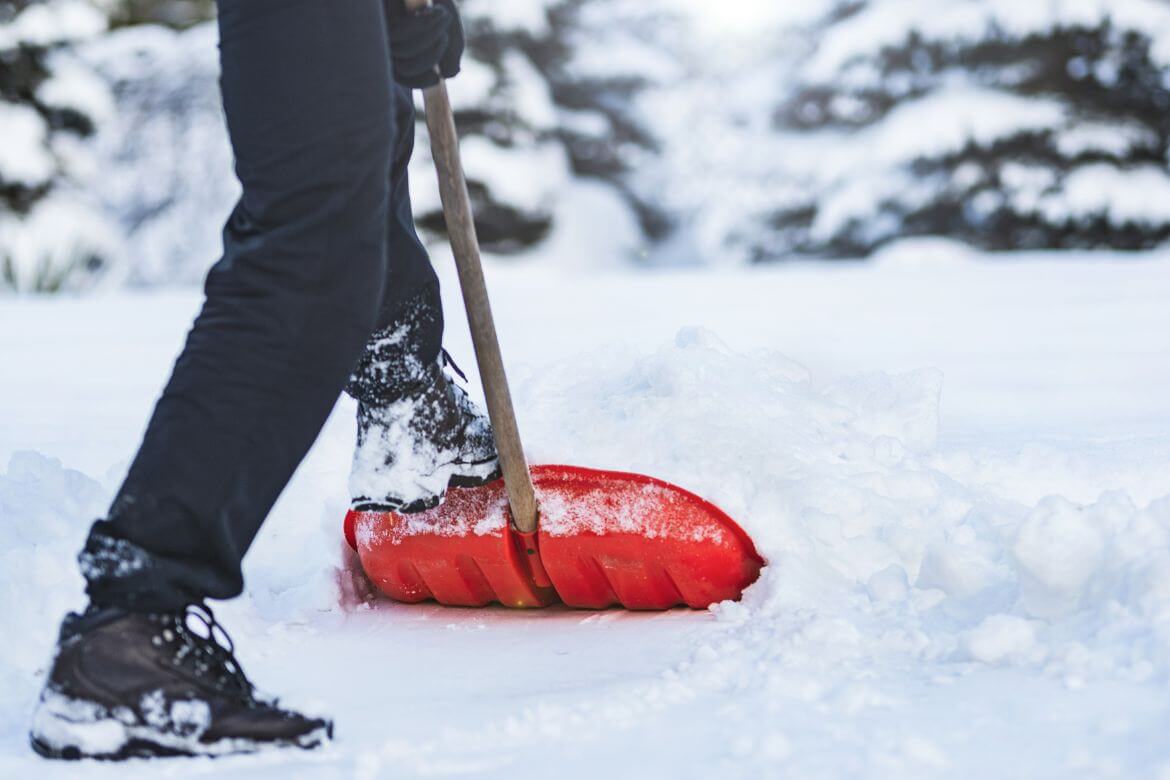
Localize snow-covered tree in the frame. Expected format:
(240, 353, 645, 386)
(413, 0, 657, 260)
(0, 0, 121, 291)
(754, 0, 1170, 259)
(80, 20, 235, 286)
(607, 3, 833, 266)
(77, 0, 654, 286)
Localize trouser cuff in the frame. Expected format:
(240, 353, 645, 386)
(80, 524, 202, 613)
(345, 280, 444, 406)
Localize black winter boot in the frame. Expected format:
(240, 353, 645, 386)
(350, 352, 500, 513)
(30, 605, 331, 760)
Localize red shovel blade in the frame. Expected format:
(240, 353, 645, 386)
(345, 465, 763, 610)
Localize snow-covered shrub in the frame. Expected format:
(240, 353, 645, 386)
(753, 0, 1170, 259)
(0, 0, 121, 292)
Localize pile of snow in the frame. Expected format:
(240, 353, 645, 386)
(521, 327, 1170, 683)
(0, 452, 99, 740)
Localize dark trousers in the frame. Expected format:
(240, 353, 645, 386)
(81, 0, 442, 612)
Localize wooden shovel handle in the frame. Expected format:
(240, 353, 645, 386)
(404, 0, 540, 534)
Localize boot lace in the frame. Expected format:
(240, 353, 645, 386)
(441, 348, 469, 383)
(156, 603, 255, 704)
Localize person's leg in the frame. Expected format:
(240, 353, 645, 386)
(81, 0, 398, 613)
(343, 83, 500, 513)
(346, 83, 444, 405)
(30, 1, 400, 758)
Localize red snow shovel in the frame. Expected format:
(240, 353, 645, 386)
(344, 0, 762, 609)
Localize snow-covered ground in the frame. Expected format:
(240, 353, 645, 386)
(2, 246, 1170, 777)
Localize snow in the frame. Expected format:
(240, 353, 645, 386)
(638, 0, 1170, 260)
(3, 249, 1170, 776)
(77, 23, 238, 287)
(31, 689, 129, 756)
(0, 0, 120, 293)
(759, 77, 1168, 250)
(536, 179, 643, 269)
(349, 400, 456, 511)
(454, 136, 567, 215)
(0, 194, 124, 292)
(0, 0, 106, 50)
(670, 0, 834, 37)
(962, 614, 1046, 665)
(35, 53, 115, 126)
(1054, 122, 1158, 159)
(857, 89, 1065, 166)
(1041, 164, 1170, 225)
(472, 0, 555, 38)
(0, 104, 54, 187)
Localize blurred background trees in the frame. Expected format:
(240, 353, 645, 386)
(3, 0, 1170, 292)
(762, 0, 1170, 259)
(0, 0, 119, 291)
(61, 0, 656, 287)
(411, 0, 659, 261)
(108, 0, 208, 28)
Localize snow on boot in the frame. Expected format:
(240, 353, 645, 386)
(350, 352, 501, 513)
(348, 353, 500, 514)
(30, 605, 331, 760)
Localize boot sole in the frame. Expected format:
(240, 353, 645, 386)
(353, 461, 502, 514)
(31, 731, 330, 761)
(30, 726, 331, 761)
(30, 694, 332, 760)
(32, 734, 197, 761)
(448, 461, 503, 488)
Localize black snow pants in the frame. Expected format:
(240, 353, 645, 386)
(80, 0, 443, 612)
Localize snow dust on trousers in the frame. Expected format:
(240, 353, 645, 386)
(80, 0, 444, 612)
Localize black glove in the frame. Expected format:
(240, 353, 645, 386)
(386, 0, 464, 89)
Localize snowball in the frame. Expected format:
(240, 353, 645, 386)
(1013, 497, 1105, 618)
(916, 539, 1000, 600)
(963, 614, 1046, 666)
(867, 564, 910, 603)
